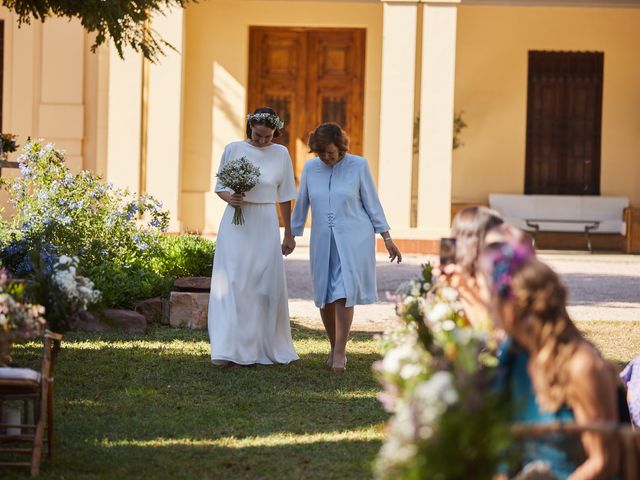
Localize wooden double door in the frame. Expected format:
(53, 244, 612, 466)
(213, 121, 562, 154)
(525, 51, 604, 195)
(248, 27, 366, 182)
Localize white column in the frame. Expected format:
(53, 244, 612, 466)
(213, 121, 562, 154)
(417, 4, 457, 237)
(146, 7, 185, 233)
(39, 18, 85, 171)
(377, 2, 418, 230)
(106, 47, 142, 194)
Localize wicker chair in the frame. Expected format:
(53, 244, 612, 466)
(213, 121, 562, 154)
(510, 421, 640, 480)
(0, 330, 63, 477)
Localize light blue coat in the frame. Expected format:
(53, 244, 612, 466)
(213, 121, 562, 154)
(291, 154, 390, 308)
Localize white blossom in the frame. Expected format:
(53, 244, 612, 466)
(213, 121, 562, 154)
(427, 302, 451, 324)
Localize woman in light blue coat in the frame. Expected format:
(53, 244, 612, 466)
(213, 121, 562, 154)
(291, 123, 402, 372)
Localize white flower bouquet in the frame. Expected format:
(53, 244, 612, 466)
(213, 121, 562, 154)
(52, 256, 102, 311)
(374, 263, 512, 479)
(216, 156, 261, 225)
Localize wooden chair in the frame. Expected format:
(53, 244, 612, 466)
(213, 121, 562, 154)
(510, 421, 640, 480)
(0, 330, 63, 477)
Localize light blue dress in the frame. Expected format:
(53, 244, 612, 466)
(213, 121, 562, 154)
(291, 154, 390, 308)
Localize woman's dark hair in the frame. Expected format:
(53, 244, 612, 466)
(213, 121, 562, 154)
(308, 123, 349, 155)
(246, 107, 283, 138)
(451, 206, 504, 275)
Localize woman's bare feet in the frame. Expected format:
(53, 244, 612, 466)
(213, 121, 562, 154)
(325, 351, 334, 369)
(331, 355, 347, 373)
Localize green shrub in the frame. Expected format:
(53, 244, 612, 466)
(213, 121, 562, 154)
(153, 234, 215, 278)
(83, 262, 173, 309)
(0, 141, 217, 310)
(0, 140, 169, 277)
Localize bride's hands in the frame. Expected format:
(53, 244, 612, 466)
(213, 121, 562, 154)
(282, 234, 296, 256)
(228, 193, 245, 207)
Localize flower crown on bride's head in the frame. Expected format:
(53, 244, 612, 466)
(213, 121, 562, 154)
(246, 112, 285, 130)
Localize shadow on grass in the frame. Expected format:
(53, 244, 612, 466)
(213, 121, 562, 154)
(8, 326, 386, 479)
(36, 439, 381, 479)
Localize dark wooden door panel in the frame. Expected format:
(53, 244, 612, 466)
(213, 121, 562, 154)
(525, 51, 603, 195)
(248, 27, 365, 182)
(307, 29, 365, 156)
(248, 28, 307, 179)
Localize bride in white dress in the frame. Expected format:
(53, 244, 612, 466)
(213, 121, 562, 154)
(208, 107, 299, 366)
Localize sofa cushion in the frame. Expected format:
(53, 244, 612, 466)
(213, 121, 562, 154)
(490, 194, 628, 235)
(0, 367, 41, 382)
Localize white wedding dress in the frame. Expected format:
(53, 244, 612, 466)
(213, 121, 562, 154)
(208, 141, 299, 365)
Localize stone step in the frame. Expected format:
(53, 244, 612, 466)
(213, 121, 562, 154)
(75, 309, 147, 335)
(169, 292, 209, 330)
(172, 277, 211, 292)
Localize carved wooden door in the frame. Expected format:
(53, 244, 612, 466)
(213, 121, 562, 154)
(525, 51, 604, 195)
(248, 27, 366, 183)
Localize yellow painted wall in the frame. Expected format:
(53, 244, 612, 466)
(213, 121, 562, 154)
(453, 6, 640, 206)
(0, 10, 92, 215)
(181, 0, 383, 233)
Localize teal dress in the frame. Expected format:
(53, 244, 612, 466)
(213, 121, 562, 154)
(497, 339, 585, 479)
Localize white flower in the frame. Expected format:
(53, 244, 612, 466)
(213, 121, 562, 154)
(400, 363, 425, 380)
(382, 343, 414, 376)
(441, 319, 456, 331)
(51, 257, 101, 310)
(58, 255, 73, 267)
(440, 286, 459, 302)
(410, 283, 421, 297)
(427, 302, 450, 324)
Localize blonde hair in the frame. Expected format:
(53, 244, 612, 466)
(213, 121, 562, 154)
(507, 259, 585, 412)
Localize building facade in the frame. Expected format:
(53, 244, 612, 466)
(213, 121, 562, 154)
(1, 0, 639, 251)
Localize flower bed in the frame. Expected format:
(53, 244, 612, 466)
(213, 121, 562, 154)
(0, 140, 215, 331)
(375, 264, 513, 479)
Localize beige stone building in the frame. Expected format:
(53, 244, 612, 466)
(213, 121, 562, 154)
(0, 0, 639, 252)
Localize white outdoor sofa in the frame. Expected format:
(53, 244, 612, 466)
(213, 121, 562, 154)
(488, 194, 629, 252)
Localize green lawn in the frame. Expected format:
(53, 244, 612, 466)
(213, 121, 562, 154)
(578, 320, 640, 368)
(5, 320, 638, 479)
(8, 323, 386, 479)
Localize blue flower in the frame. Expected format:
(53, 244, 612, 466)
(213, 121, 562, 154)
(37, 190, 49, 202)
(62, 173, 74, 186)
(18, 163, 30, 178)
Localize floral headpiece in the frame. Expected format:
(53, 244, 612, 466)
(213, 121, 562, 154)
(480, 240, 535, 299)
(246, 112, 285, 130)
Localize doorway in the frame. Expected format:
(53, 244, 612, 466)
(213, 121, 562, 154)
(248, 27, 366, 182)
(525, 51, 604, 195)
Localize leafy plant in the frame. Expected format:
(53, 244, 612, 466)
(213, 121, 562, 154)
(83, 262, 173, 309)
(375, 263, 512, 479)
(25, 254, 101, 333)
(0, 268, 46, 365)
(152, 234, 215, 278)
(2, 0, 198, 62)
(0, 140, 169, 274)
(0, 133, 19, 155)
(453, 111, 468, 150)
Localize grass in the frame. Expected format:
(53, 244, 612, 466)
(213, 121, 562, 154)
(577, 320, 640, 368)
(7, 323, 387, 480)
(4, 320, 638, 479)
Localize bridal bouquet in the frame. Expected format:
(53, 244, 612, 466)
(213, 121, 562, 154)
(216, 156, 261, 225)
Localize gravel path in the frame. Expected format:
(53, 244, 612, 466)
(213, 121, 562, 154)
(285, 249, 640, 331)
